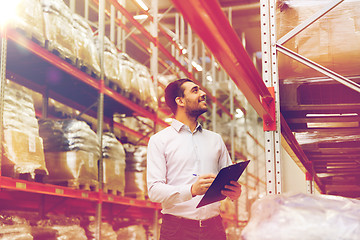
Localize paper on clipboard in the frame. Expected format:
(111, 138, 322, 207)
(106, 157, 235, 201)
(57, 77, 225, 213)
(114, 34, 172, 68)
(196, 160, 250, 208)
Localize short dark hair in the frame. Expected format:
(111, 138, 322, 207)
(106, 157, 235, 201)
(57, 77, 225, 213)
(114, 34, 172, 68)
(165, 78, 193, 114)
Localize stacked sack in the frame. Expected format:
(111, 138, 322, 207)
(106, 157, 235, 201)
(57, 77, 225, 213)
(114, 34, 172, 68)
(134, 63, 158, 112)
(39, 119, 100, 189)
(40, 0, 76, 62)
(73, 14, 101, 77)
(102, 132, 126, 195)
(12, 0, 46, 46)
(2, 82, 48, 179)
(123, 144, 148, 199)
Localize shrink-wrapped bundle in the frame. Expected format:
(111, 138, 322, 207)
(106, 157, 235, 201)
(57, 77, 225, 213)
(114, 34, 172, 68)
(84, 218, 117, 240)
(124, 144, 147, 199)
(0, 212, 33, 240)
(277, 0, 360, 79)
(39, 119, 100, 189)
(116, 225, 147, 240)
(134, 63, 158, 111)
(94, 36, 120, 83)
(2, 83, 48, 179)
(241, 193, 360, 240)
(37, 214, 87, 240)
(73, 14, 100, 77)
(102, 132, 126, 195)
(12, 0, 46, 45)
(41, 0, 76, 62)
(118, 53, 136, 95)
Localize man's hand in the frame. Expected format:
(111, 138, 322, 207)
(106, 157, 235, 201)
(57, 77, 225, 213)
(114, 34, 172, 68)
(191, 174, 216, 197)
(221, 181, 242, 201)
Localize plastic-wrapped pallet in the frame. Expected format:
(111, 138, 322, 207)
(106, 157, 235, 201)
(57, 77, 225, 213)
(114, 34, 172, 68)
(116, 225, 147, 240)
(118, 52, 136, 95)
(102, 132, 126, 195)
(2, 82, 48, 179)
(241, 193, 360, 240)
(40, 0, 76, 63)
(276, 0, 360, 79)
(39, 119, 100, 189)
(37, 214, 87, 240)
(83, 217, 117, 240)
(0, 212, 33, 240)
(94, 36, 120, 84)
(134, 63, 158, 112)
(124, 144, 147, 199)
(73, 14, 100, 77)
(11, 0, 46, 45)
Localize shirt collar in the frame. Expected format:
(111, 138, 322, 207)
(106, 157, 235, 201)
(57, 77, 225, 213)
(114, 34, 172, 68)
(171, 119, 203, 133)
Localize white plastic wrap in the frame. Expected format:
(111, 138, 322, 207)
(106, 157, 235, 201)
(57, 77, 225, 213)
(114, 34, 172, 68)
(241, 193, 360, 240)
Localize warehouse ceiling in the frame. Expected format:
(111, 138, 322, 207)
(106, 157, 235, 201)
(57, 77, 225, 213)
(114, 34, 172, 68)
(80, 0, 360, 198)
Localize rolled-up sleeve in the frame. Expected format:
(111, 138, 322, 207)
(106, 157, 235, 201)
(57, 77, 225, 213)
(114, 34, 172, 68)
(146, 135, 192, 207)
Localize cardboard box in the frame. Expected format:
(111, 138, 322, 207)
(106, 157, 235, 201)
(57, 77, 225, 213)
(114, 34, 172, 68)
(2, 129, 48, 177)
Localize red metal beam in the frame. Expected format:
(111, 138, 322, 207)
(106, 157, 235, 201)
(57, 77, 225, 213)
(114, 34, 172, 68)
(171, 0, 274, 123)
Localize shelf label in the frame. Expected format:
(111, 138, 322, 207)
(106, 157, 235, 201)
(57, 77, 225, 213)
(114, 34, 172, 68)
(55, 188, 64, 194)
(82, 192, 89, 198)
(108, 196, 114, 201)
(16, 182, 26, 189)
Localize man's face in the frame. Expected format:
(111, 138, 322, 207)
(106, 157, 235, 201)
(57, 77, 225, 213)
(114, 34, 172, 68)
(180, 81, 207, 117)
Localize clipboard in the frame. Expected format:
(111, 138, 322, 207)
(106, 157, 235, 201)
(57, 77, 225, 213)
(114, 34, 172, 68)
(196, 160, 250, 208)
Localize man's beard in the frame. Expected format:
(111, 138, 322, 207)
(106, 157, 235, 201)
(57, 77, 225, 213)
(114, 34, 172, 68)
(187, 107, 208, 118)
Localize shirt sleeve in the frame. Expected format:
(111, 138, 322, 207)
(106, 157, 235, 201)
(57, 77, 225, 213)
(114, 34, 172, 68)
(146, 135, 193, 207)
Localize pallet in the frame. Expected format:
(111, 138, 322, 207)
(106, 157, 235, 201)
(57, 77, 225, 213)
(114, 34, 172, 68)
(2, 166, 48, 183)
(46, 179, 99, 192)
(125, 192, 146, 200)
(102, 186, 124, 196)
(76, 59, 101, 79)
(45, 41, 77, 66)
(13, 27, 46, 47)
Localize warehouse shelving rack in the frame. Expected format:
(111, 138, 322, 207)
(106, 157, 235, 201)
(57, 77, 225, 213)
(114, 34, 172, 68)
(0, 0, 267, 239)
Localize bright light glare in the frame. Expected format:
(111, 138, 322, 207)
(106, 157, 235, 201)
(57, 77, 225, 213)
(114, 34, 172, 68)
(135, 0, 149, 11)
(206, 75, 213, 82)
(192, 61, 203, 71)
(133, 14, 148, 20)
(0, 0, 21, 26)
(235, 108, 244, 119)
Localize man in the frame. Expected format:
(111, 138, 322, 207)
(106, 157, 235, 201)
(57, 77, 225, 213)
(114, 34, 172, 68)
(147, 78, 242, 240)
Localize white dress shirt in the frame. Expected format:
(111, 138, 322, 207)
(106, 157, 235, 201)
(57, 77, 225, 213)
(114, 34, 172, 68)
(147, 119, 232, 220)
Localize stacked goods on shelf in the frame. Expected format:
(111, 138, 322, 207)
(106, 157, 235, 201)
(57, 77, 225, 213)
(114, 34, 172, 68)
(113, 114, 154, 143)
(0, 211, 34, 239)
(241, 193, 360, 240)
(123, 144, 148, 199)
(11, 0, 46, 46)
(94, 36, 121, 86)
(85, 217, 118, 240)
(115, 225, 147, 240)
(2, 82, 48, 180)
(118, 53, 136, 98)
(102, 132, 126, 195)
(40, 0, 76, 64)
(134, 63, 159, 112)
(276, 0, 360, 79)
(38, 119, 100, 190)
(73, 14, 101, 78)
(37, 214, 87, 240)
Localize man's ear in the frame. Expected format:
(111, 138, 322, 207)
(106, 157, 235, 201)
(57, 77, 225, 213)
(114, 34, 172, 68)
(175, 97, 184, 107)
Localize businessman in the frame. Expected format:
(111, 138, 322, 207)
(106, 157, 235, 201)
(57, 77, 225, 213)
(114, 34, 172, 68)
(147, 78, 242, 240)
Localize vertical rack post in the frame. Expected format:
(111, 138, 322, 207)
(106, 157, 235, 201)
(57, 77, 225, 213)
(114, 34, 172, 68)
(260, 0, 282, 195)
(0, 26, 7, 178)
(96, 0, 106, 239)
(150, 0, 160, 236)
